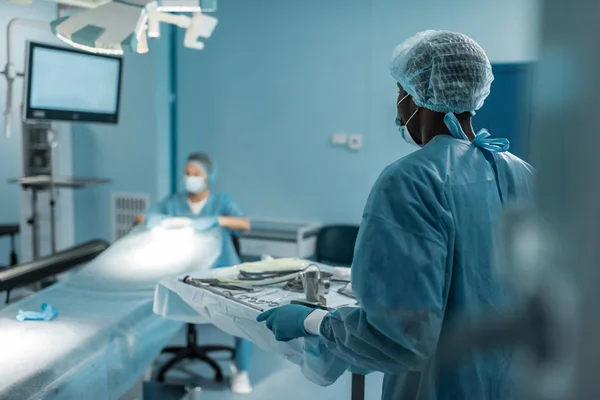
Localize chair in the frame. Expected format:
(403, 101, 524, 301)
(0, 224, 20, 268)
(315, 225, 359, 266)
(156, 236, 241, 383)
(315, 225, 365, 400)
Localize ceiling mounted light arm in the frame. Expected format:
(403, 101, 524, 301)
(145, 1, 218, 50)
(146, 5, 194, 38)
(183, 12, 218, 50)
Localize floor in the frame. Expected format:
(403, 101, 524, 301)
(148, 324, 384, 400)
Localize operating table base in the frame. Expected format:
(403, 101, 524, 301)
(156, 323, 235, 383)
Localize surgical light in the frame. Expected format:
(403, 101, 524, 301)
(51, 1, 147, 55)
(49, 0, 219, 55)
(147, 6, 161, 38)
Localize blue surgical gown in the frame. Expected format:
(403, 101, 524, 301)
(318, 135, 534, 399)
(150, 191, 244, 268)
(150, 191, 253, 371)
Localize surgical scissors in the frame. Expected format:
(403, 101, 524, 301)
(232, 290, 294, 308)
(236, 290, 279, 305)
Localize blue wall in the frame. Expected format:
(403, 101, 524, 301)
(176, 0, 540, 225)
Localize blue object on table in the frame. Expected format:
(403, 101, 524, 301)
(16, 303, 57, 322)
(257, 304, 314, 342)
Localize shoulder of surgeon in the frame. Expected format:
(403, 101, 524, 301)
(374, 136, 534, 203)
(208, 192, 243, 215)
(378, 136, 459, 190)
(367, 139, 452, 221)
(495, 149, 535, 174)
(365, 139, 456, 235)
(209, 191, 237, 202)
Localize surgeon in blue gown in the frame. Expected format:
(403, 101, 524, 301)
(138, 153, 254, 395)
(258, 31, 535, 399)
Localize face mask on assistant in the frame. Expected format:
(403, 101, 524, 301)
(185, 176, 207, 194)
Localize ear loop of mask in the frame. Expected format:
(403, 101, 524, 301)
(397, 94, 420, 125)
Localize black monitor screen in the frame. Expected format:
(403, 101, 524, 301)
(24, 41, 123, 124)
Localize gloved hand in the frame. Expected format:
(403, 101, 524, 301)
(192, 217, 220, 232)
(256, 304, 315, 342)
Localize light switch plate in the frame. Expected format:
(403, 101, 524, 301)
(331, 133, 348, 145)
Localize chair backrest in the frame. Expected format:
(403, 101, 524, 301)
(315, 225, 360, 266)
(232, 234, 241, 257)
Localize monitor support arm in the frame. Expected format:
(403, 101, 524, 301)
(1, 18, 49, 139)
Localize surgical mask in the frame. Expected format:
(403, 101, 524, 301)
(185, 176, 206, 194)
(396, 94, 421, 147)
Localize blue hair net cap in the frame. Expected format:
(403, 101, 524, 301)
(390, 30, 494, 114)
(187, 153, 217, 182)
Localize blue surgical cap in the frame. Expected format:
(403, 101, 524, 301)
(390, 30, 494, 114)
(187, 153, 216, 181)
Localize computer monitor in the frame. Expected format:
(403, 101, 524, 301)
(23, 41, 123, 124)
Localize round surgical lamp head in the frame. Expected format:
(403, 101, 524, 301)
(50, 1, 149, 55)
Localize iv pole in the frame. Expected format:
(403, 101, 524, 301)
(47, 129, 57, 254)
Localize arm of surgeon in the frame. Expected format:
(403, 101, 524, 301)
(134, 214, 249, 230)
(310, 168, 450, 376)
(218, 216, 250, 232)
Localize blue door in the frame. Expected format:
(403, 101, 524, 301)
(474, 63, 535, 162)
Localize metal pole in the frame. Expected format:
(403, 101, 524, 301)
(9, 233, 17, 266)
(527, 0, 600, 398)
(30, 189, 39, 259)
(2, 19, 49, 138)
(47, 129, 57, 254)
(169, 25, 179, 195)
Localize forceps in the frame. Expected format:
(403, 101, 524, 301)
(233, 290, 292, 308)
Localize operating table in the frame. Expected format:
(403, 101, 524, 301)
(0, 225, 222, 400)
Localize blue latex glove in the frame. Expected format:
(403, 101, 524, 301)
(16, 303, 57, 322)
(191, 217, 219, 232)
(257, 304, 315, 342)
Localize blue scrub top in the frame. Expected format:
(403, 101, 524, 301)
(150, 191, 245, 268)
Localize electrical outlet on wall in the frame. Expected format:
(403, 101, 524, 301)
(348, 134, 363, 150)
